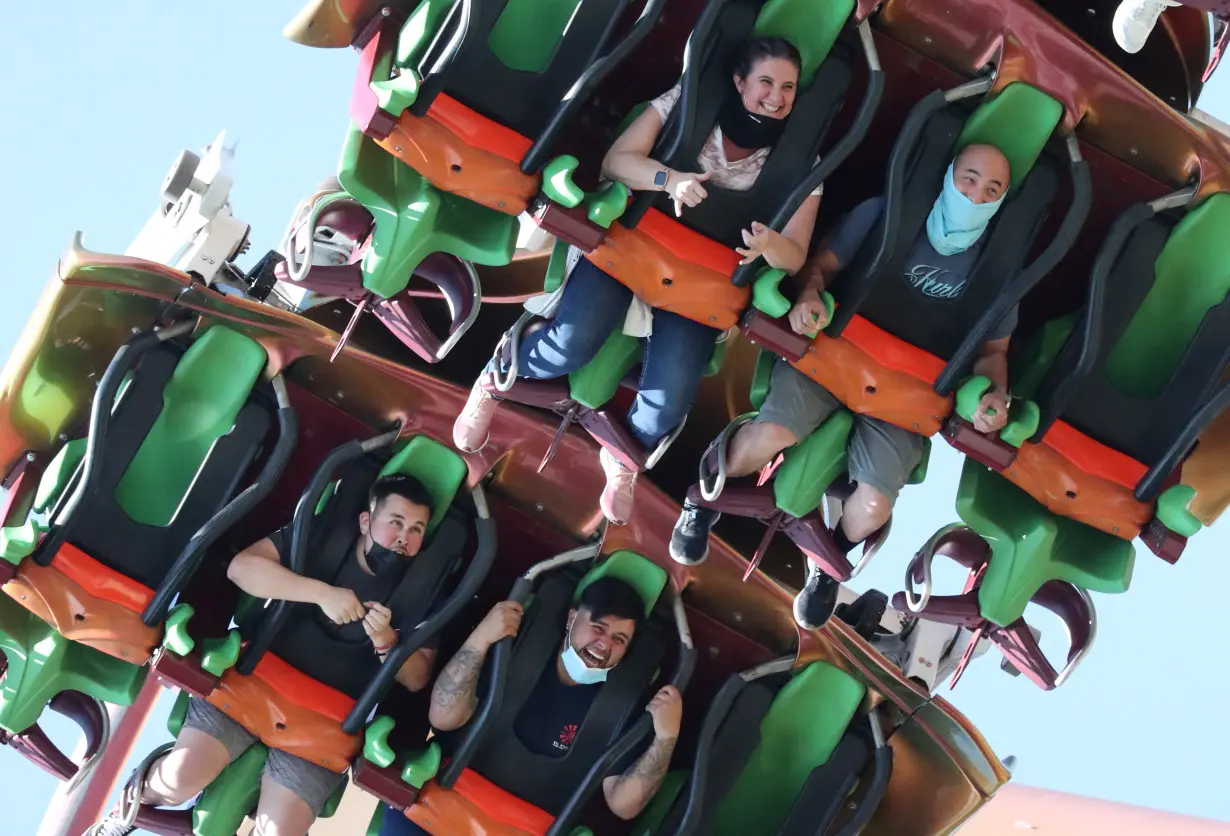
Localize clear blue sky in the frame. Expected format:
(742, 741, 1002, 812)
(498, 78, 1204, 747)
(1, 3, 1228, 833)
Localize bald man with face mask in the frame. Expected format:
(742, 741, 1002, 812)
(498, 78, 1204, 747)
(670, 143, 1017, 631)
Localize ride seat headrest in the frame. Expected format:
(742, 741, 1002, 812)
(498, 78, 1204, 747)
(752, 0, 854, 87)
(573, 550, 669, 618)
(955, 82, 1064, 196)
(377, 435, 468, 537)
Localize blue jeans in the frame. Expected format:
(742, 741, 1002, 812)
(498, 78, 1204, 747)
(378, 805, 430, 835)
(499, 258, 719, 449)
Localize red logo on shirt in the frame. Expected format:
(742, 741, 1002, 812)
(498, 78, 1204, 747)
(558, 724, 578, 748)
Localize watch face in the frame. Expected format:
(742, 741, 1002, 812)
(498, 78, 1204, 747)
(654, 170, 668, 187)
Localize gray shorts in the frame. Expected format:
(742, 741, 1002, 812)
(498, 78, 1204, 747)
(182, 697, 345, 815)
(755, 359, 925, 502)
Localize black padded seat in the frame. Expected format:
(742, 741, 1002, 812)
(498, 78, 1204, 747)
(63, 344, 274, 590)
(251, 456, 473, 699)
(831, 104, 1061, 360)
(411, 0, 634, 140)
(467, 571, 669, 815)
(1032, 213, 1230, 465)
(620, 0, 853, 250)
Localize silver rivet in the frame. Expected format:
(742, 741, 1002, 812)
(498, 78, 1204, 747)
(1129, 147, 1139, 156)
(394, 146, 403, 153)
(733, 612, 743, 622)
(924, 36, 932, 45)
(708, 646, 719, 658)
(607, 261, 614, 268)
(709, 316, 716, 322)
(336, 391, 345, 400)
(498, 202, 506, 208)
(25, 453, 35, 462)
(535, 503, 544, 512)
(810, 368, 817, 374)
(913, 423, 920, 430)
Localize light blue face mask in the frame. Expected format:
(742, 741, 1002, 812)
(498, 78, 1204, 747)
(560, 625, 610, 685)
(925, 161, 1006, 256)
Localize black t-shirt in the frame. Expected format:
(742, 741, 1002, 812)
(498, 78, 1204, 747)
(245, 526, 438, 652)
(513, 657, 604, 758)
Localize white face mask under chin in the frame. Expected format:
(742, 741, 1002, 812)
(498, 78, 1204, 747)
(560, 625, 610, 685)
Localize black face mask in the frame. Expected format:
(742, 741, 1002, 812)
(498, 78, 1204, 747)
(717, 85, 788, 151)
(363, 537, 406, 575)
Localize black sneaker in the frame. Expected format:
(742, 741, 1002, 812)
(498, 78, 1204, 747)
(793, 561, 840, 630)
(669, 501, 721, 565)
(82, 810, 136, 836)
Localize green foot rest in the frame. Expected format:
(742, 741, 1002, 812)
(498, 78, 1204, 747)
(337, 126, 518, 299)
(0, 595, 146, 734)
(712, 661, 865, 836)
(956, 457, 1135, 627)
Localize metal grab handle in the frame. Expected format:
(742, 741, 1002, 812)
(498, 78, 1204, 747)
(280, 190, 353, 283)
(35, 320, 197, 567)
(698, 413, 757, 502)
(144, 375, 298, 625)
(901, 522, 971, 613)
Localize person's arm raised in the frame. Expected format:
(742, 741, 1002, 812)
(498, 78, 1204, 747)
(428, 601, 523, 731)
(600, 105, 710, 216)
(226, 536, 366, 625)
(602, 686, 682, 820)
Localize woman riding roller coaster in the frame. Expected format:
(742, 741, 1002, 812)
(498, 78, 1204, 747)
(453, 36, 824, 526)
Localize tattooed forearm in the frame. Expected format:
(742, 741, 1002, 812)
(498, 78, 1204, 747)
(604, 735, 677, 819)
(428, 644, 485, 730)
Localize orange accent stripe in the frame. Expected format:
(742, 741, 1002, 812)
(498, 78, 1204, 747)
(426, 94, 533, 164)
(454, 768, 555, 835)
(1041, 420, 1149, 491)
(841, 315, 947, 383)
(638, 208, 742, 278)
(52, 543, 154, 614)
(253, 653, 357, 725)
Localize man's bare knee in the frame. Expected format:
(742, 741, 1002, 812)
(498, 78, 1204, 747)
(252, 775, 316, 836)
(726, 422, 799, 477)
(143, 729, 232, 807)
(839, 483, 893, 543)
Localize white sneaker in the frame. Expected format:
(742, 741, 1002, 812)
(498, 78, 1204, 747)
(1112, 0, 1181, 54)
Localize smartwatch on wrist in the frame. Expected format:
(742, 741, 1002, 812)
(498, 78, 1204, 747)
(654, 168, 670, 190)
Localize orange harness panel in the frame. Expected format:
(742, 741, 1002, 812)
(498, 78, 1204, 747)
(789, 325, 952, 436)
(2, 548, 160, 664)
(406, 768, 554, 836)
(585, 211, 749, 331)
(207, 655, 360, 773)
(1003, 428, 1153, 539)
(376, 95, 539, 216)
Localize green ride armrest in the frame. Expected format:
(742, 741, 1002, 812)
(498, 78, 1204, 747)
(569, 330, 641, 410)
(703, 338, 728, 378)
(954, 375, 1039, 448)
(319, 774, 349, 818)
(400, 741, 442, 788)
(749, 350, 777, 411)
(1156, 484, 1202, 537)
(364, 715, 398, 768)
(544, 237, 572, 294)
(906, 436, 931, 485)
(541, 156, 585, 209)
(162, 603, 196, 657)
(774, 412, 853, 519)
(751, 269, 834, 330)
(570, 829, 594, 836)
(366, 805, 387, 836)
(0, 518, 45, 566)
(584, 181, 630, 229)
(35, 437, 86, 513)
(193, 745, 267, 836)
(200, 631, 242, 677)
(370, 68, 422, 117)
(167, 690, 191, 737)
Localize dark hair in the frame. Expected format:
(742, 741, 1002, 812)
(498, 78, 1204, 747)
(733, 36, 802, 80)
(369, 474, 435, 517)
(577, 577, 646, 627)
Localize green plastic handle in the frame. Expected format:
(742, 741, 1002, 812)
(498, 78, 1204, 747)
(162, 603, 196, 657)
(541, 156, 585, 209)
(364, 715, 397, 768)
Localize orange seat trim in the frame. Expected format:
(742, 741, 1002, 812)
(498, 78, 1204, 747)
(3, 558, 160, 663)
(52, 543, 154, 614)
(252, 652, 356, 726)
(585, 222, 749, 330)
(637, 208, 743, 278)
(1003, 436, 1152, 539)
(841, 315, 948, 384)
(790, 331, 952, 436)
(207, 656, 360, 772)
(1041, 420, 1149, 491)
(377, 107, 538, 217)
(407, 768, 554, 836)
(426, 94, 534, 165)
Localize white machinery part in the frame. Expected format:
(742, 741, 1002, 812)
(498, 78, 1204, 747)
(126, 131, 249, 284)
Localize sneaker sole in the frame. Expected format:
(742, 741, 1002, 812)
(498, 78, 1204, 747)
(668, 540, 709, 565)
